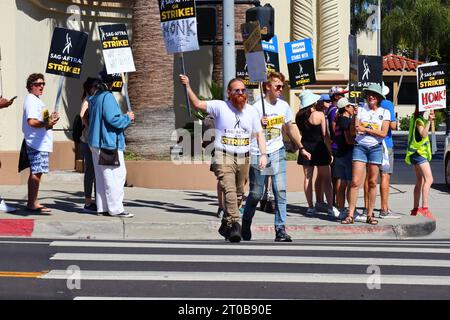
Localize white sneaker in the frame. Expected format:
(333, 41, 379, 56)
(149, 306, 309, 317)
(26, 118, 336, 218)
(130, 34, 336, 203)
(315, 202, 328, 213)
(327, 207, 341, 218)
(354, 212, 367, 223)
(0, 199, 17, 213)
(306, 208, 316, 216)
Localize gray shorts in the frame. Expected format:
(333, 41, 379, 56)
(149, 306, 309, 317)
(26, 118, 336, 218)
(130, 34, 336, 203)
(380, 148, 394, 174)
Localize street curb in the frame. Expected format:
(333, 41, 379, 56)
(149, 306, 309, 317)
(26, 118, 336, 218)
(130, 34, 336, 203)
(0, 218, 437, 240)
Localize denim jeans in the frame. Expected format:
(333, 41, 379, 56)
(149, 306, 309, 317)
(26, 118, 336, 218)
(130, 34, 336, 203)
(243, 148, 287, 227)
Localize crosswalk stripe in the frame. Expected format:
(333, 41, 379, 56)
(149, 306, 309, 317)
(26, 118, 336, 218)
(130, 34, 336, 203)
(74, 297, 270, 300)
(41, 270, 450, 286)
(50, 253, 450, 268)
(49, 241, 450, 254)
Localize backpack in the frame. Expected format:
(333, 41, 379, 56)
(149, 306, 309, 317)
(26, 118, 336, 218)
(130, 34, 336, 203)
(72, 115, 84, 143)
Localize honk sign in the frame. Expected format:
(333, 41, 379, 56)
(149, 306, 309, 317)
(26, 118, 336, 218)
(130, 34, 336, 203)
(417, 64, 447, 112)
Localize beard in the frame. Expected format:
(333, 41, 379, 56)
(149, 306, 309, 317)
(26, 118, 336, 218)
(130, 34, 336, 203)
(230, 94, 247, 110)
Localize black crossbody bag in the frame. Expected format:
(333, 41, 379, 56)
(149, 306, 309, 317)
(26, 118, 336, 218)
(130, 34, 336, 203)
(98, 94, 120, 166)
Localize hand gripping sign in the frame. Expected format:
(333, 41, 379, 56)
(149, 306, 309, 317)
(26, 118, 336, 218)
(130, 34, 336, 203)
(46, 27, 88, 113)
(158, 0, 200, 118)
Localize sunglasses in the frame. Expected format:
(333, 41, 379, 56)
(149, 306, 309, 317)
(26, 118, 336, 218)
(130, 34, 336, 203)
(273, 84, 285, 91)
(32, 82, 46, 87)
(232, 88, 247, 95)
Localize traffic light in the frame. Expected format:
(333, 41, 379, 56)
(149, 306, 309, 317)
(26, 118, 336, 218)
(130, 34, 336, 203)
(245, 3, 274, 41)
(196, 6, 217, 44)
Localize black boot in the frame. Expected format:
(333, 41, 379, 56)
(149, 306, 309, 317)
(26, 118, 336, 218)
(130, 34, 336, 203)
(218, 219, 231, 240)
(275, 226, 292, 242)
(241, 219, 252, 241)
(228, 222, 242, 243)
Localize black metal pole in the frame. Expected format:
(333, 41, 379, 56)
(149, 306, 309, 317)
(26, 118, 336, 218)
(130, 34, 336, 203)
(180, 53, 192, 118)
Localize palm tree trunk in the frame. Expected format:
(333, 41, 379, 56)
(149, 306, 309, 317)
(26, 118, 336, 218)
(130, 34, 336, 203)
(127, 0, 175, 160)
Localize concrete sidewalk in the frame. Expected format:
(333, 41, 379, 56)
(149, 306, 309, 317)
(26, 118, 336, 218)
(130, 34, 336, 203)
(0, 171, 444, 241)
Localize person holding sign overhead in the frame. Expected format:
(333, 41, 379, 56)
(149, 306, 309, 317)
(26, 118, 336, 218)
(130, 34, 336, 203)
(179, 74, 267, 243)
(22, 73, 59, 213)
(242, 72, 303, 242)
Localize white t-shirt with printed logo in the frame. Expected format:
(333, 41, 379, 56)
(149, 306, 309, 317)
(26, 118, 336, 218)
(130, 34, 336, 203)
(206, 100, 262, 154)
(22, 93, 53, 152)
(250, 98, 293, 155)
(356, 104, 391, 147)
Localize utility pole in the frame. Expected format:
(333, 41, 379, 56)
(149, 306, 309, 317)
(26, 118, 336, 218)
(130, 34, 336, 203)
(223, 0, 235, 100)
(377, 0, 381, 56)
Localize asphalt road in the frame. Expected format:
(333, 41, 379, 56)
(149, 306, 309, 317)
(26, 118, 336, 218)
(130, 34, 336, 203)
(1, 238, 450, 301)
(391, 134, 446, 185)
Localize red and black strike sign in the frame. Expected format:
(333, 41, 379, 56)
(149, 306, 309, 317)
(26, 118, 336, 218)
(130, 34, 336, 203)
(46, 27, 88, 79)
(418, 64, 447, 111)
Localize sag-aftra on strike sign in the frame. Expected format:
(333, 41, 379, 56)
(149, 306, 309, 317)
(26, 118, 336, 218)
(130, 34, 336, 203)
(46, 27, 88, 79)
(418, 64, 447, 112)
(99, 24, 136, 74)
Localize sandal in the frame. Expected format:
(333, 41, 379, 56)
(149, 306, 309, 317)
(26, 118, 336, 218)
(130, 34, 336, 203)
(341, 216, 354, 224)
(366, 216, 379, 225)
(26, 206, 52, 213)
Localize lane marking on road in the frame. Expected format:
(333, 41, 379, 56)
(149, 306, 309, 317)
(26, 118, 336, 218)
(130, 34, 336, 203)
(49, 241, 450, 254)
(41, 270, 450, 286)
(0, 271, 48, 278)
(50, 253, 450, 268)
(0, 241, 51, 245)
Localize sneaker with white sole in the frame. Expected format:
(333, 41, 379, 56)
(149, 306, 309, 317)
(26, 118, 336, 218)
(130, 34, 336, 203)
(0, 199, 17, 213)
(379, 209, 401, 219)
(111, 212, 134, 218)
(315, 202, 328, 213)
(327, 207, 341, 218)
(306, 208, 316, 216)
(354, 212, 367, 223)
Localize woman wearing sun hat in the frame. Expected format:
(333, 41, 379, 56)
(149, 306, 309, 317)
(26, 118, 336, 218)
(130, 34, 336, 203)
(295, 90, 339, 218)
(342, 83, 390, 225)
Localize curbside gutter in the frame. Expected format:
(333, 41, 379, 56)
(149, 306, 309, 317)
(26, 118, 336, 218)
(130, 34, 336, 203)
(0, 217, 437, 240)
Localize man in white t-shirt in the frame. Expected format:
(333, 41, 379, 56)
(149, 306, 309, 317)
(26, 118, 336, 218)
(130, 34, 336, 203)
(242, 72, 303, 242)
(0, 97, 18, 212)
(22, 73, 59, 213)
(180, 74, 267, 243)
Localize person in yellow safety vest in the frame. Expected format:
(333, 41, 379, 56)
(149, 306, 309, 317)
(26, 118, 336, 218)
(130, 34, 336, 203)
(405, 106, 435, 220)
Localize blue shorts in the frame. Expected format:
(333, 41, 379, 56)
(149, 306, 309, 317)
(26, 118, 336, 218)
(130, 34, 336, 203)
(352, 143, 382, 165)
(26, 145, 49, 174)
(410, 152, 428, 165)
(335, 152, 353, 181)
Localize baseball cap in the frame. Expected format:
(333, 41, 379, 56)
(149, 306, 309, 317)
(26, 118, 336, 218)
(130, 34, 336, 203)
(337, 97, 356, 109)
(329, 86, 349, 97)
(319, 94, 331, 102)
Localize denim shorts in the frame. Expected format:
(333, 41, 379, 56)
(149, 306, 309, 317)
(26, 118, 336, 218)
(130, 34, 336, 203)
(410, 152, 428, 165)
(352, 143, 382, 165)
